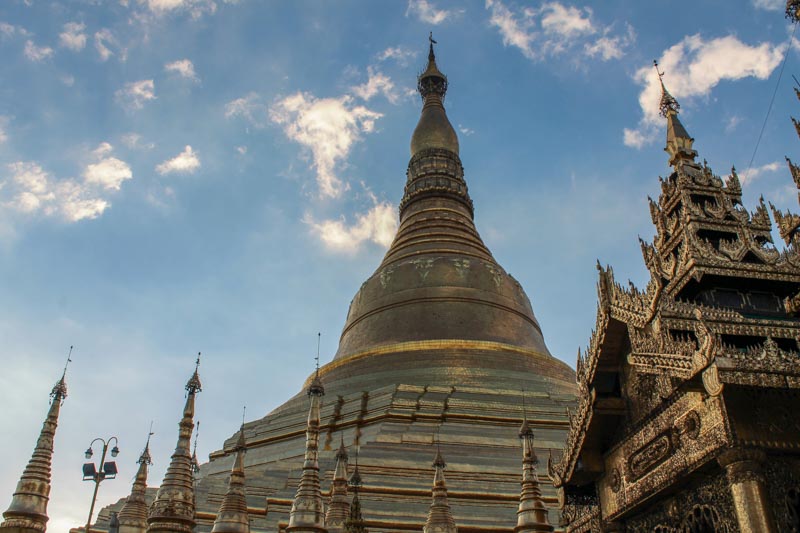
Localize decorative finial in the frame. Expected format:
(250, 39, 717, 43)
(241, 406, 246, 428)
(654, 60, 680, 118)
(349, 445, 363, 488)
(315, 333, 321, 378)
(50, 345, 72, 402)
(140, 421, 154, 466)
(192, 420, 201, 475)
(308, 334, 324, 396)
(429, 31, 437, 60)
(186, 352, 202, 394)
(520, 388, 533, 439)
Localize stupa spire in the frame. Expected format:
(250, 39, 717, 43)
(1, 349, 71, 533)
(343, 448, 366, 533)
(287, 342, 327, 533)
(147, 354, 202, 533)
(117, 428, 153, 533)
(325, 436, 350, 532)
(654, 60, 697, 167)
(514, 394, 553, 533)
(423, 444, 457, 533)
(210, 421, 249, 533)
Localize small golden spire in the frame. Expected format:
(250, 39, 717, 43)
(147, 356, 202, 533)
(326, 436, 351, 532)
(210, 417, 249, 533)
(118, 427, 154, 533)
(514, 393, 553, 533)
(344, 447, 366, 533)
(287, 341, 327, 532)
(1, 351, 72, 532)
(423, 437, 458, 533)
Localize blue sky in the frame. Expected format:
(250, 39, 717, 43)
(0, 0, 797, 529)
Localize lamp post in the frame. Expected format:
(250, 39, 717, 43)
(82, 436, 120, 533)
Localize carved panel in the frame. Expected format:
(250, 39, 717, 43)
(624, 470, 737, 532)
(726, 387, 800, 449)
(763, 457, 800, 531)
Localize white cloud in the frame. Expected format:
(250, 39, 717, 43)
(622, 127, 655, 149)
(236, 145, 247, 155)
(61, 74, 75, 87)
(0, 116, 8, 144)
(115, 79, 156, 110)
(164, 58, 199, 82)
(121, 132, 155, 150)
(740, 161, 781, 185)
(540, 3, 593, 39)
(140, 0, 218, 19)
(305, 200, 397, 253)
(406, 0, 463, 25)
(725, 115, 742, 133)
(156, 145, 201, 175)
(269, 92, 382, 198)
(377, 46, 417, 66)
(59, 22, 86, 51)
(753, 0, 784, 10)
(83, 143, 133, 191)
(2, 149, 132, 222)
(0, 22, 29, 40)
(23, 40, 53, 62)
(351, 67, 398, 103)
(94, 29, 116, 61)
(485, 0, 632, 62)
(585, 25, 635, 61)
(458, 124, 474, 136)
(225, 92, 268, 128)
(624, 34, 785, 148)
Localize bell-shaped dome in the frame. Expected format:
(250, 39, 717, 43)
(320, 38, 572, 394)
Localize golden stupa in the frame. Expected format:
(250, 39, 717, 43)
(94, 39, 577, 532)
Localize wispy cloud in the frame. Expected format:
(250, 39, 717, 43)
(305, 198, 397, 253)
(752, 0, 784, 10)
(115, 79, 156, 110)
(269, 92, 382, 198)
(84, 143, 133, 190)
(140, 0, 218, 19)
(59, 22, 87, 51)
(156, 145, 201, 175)
(0, 116, 8, 144)
(225, 92, 268, 128)
(23, 39, 53, 62)
(2, 144, 132, 222)
(485, 0, 633, 62)
(406, 0, 463, 25)
(121, 132, 155, 150)
(377, 46, 417, 66)
(740, 161, 781, 185)
(94, 29, 117, 61)
(624, 34, 785, 148)
(164, 58, 199, 82)
(351, 67, 399, 103)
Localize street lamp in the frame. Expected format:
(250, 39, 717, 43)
(82, 436, 120, 533)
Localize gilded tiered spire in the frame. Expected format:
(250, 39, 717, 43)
(117, 432, 153, 533)
(1, 354, 70, 533)
(325, 437, 350, 532)
(422, 446, 457, 533)
(402, 33, 471, 220)
(286, 364, 327, 533)
(147, 355, 202, 533)
(654, 60, 697, 167)
(210, 426, 249, 533)
(513, 402, 553, 533)
(343, 453, 366, 533)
